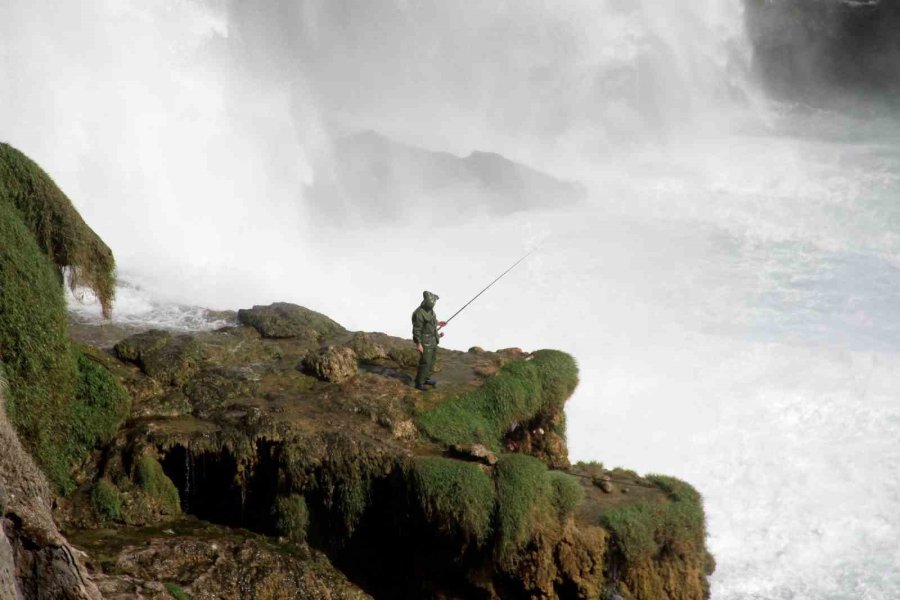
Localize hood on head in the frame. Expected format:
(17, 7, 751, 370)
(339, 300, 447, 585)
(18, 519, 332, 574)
(421, 290, 439, 310)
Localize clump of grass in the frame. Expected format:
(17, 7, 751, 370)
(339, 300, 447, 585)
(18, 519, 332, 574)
(274, 494, 310, 543)
(417, 350, 578, 450)
(0, 143, 118, 494)
(407, 456, 496, 544)
(136, 454, 181, 515)
(548, 471, 584, 520)
(91, 477, 122, 521)
(165, 582, 191, 600)
(601, 474, 707, 563)
(494, 454, 553, 556)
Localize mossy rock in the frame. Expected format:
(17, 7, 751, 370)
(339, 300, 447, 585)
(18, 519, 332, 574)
(91, 477, 123, 521)
(600, 475, 707, 564)
(0, 144, 119, 493)
(407, 456, 495, 544)
(0, 480, 7, 515)
(301, 346, 358, 383)
(237, 303, 345, 340)
(274, 494, 310, 543)
(115, 330, 205, 386)
(136, 454, 181, 515)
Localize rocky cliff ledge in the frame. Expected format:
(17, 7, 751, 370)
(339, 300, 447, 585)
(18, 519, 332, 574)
(0, 143, 713, 599)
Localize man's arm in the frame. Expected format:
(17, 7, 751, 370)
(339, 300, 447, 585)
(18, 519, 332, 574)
(412, 309, 425, 352)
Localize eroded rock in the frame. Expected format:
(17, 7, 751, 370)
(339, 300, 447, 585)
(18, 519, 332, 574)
(344, 332, 387, 361)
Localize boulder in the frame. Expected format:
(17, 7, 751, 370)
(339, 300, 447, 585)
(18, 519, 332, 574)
(302, 347, 358, 383)
(344, 332, 387, 361)
(238, 303, 345, 340)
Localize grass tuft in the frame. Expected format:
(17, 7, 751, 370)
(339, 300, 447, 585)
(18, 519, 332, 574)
(417, 350, 578, 450)
(407, 456, 496, 544)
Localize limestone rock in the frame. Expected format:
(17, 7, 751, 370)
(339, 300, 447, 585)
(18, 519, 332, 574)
(302, 346, 358, 383)
(114, 330, 204, 386)
(238, 303, 345, 340)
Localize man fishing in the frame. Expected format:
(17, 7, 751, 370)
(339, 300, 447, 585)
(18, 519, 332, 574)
(410, 250, 535, 391)
(412, 290, 446, 391)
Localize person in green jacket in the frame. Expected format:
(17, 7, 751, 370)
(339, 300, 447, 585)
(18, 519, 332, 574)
(412, 290, 446, 391)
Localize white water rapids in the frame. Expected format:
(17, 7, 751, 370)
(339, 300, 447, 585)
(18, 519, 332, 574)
(3, 1, 900, 598)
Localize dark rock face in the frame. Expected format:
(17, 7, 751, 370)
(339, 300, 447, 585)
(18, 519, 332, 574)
(745, 0, 900, 97)
(238, 303, 345, 340)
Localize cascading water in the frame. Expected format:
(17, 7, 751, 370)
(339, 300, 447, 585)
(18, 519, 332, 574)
(2, 1, 899, 598)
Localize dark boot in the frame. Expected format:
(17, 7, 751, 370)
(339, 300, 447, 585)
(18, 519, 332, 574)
(425, 379, 437, 387)
(415, 383, 429, 392)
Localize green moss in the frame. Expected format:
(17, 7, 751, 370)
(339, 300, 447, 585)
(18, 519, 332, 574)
(601, 475, 707, 562)
(90, 478, 122, 521)
(494, 454, 553, 555)
(548, 471, 584, 519)
(408, 456, 496, 544)
(165, 582, 191, 600)
(136, 455, 181, 515)
(0, 143, 117, 494)
(417, 350, 578, 450)
(274, 494, 310, 543)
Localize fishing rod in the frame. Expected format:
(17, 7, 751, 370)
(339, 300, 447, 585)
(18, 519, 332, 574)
(441, 249, 536, 328)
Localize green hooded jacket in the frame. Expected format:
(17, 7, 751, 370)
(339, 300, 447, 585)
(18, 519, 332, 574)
(412, 291, 440, 347)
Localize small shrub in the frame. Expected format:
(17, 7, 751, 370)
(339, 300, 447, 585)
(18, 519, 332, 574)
(274, 494, 310, 543)
(417, 350, 578, 450)
(494, 454, 553, 555)
(136, 454, 181, 515)
(90, 478, 122, 521)
(408, 456, 496, 544)
(548, 471, 584, 519)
